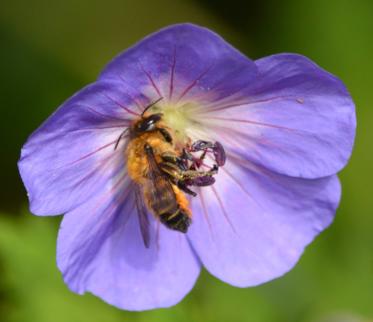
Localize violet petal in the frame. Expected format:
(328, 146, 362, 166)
(99, 24, 258, 103)
(18, 80, 139, 215)
(57, 181, 200, 311)
(205, 54, 356, 179)
(188, 158, 340, 286)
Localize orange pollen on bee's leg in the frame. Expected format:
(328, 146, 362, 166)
(172, 184, 192, 217)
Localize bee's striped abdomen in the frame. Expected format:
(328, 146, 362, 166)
(144, 181, 191, 233)
(159, 208, 191, 233)
(144, 178, 191, 233)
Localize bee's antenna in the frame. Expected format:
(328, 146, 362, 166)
(114, 128, 129, 150)
(141, 97, 163, 117)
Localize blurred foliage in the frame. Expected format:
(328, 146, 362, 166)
(0, 0, 372, 321)
(0, 209, 372, 322)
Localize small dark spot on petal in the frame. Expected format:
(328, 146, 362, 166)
(296, 98, 304, 104)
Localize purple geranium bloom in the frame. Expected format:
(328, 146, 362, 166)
(18, 24, 356, 310)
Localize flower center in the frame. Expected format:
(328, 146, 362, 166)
(151, 101, 205, 143)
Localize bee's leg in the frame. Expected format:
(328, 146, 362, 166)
(180, 148, 194, 161)
(161, 154, 178, 163)
(183, 165, 218, 177)
(156, 128, 173, 143)
(177, 181, 197, 197)
(184, 176, 216, 187)
(159, 161, 217, 189)
(158, 162, 196, 196)
(182, 170, 217, 187)
(158, 162, 184, 182)
(180, 165, 218, 187)
(161, 161, 218, 180)
(161, 154, 188, 171)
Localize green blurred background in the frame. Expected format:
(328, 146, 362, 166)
(0, 0, 371, 321)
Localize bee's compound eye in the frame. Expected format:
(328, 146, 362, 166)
(148, 114, 162, 124)
(138, 114, 162, 132)
(145, 120, 156, 131)
(137, 119, 153, 132)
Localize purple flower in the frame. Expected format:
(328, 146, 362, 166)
(18, 23, 356, 311)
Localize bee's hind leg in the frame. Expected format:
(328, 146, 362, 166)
(184, 175, 216, 187)
(180, 165, 218, 187)
(177, 181, 197, 197)
(159, 161, 215, 192)
(158, 161, 197, 196)
(182, 165, 218, 178)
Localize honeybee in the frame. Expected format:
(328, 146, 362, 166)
(119, 98, 225, 247)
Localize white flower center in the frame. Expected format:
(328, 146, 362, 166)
(151, 101, 209, 143)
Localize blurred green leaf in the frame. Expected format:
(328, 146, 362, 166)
(1, 212, 372, 322)
(0, 214, 125, 322)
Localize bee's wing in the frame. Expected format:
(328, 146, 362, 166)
(134, 144, 174, 249)
(144, 144, 177, 205)
(144, 144, 165, 180)
(134, 183, 151, 248)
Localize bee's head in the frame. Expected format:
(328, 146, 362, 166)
(133, 113, 163, 134)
